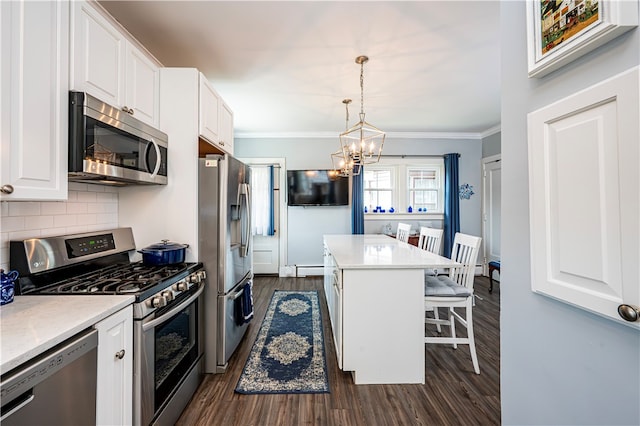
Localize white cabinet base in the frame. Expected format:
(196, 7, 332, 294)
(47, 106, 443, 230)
(342, 268, 425, 384)
(95, 305, 133, 426)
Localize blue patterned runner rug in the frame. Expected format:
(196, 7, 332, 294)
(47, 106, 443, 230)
(235, 290, 330, 394)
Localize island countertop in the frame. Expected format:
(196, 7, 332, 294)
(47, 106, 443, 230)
(0, 295, 134, 375)
(323, 234, 459, 270)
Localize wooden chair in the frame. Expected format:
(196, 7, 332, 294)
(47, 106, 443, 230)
(424, 232, 482, 374)
(395, 223, 411, 243)
(417, 226, 444, 276)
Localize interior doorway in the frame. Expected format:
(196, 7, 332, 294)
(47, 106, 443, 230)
(482, 155, 501, 279)
(240, 157, 287, 275)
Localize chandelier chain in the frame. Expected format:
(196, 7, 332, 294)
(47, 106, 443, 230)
(360, 60, 365, 116)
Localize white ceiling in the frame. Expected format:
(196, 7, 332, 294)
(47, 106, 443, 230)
(99, 1, 501, 138)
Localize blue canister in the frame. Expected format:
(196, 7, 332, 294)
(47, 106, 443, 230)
(1, 269, 18, 305)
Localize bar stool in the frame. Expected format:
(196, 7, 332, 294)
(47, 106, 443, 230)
(488, 261, 500, 293)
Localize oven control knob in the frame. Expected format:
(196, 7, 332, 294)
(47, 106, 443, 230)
(187, 274, 199, 284)
(197, 271, 207, 281)
(150, 295, 167, 308)
(161, 291, 174, 302)
(173, 281, 188, 292)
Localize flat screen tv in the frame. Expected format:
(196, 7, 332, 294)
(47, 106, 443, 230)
(287, 170, 349, 206)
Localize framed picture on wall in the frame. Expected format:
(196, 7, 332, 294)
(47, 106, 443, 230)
(526, 0, 638, 78)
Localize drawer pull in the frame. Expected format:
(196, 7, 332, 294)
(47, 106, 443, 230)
(115, 349, 125, 360)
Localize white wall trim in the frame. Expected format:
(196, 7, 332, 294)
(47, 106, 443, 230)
(235, 129, 500, 140)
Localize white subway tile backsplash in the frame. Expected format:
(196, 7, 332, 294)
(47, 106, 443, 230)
(68, 182, 88, 192)
(53, 214, 79, 228)
(40, 227, 68, 237)
(25, 215, 54, 229)
(8, 202, 40, 217)
(66, 202, 88, 214)
(76, 191, 97, 203)
(1, 188, 120, 271)
(65, 225, 89, 234)
(96, 213, 118, 224)
(96, 192, 117, 202)
(77, 214, 97, 226)
(40, 202, 67, 215)
(9, 230, 42, 241)
(1, 216, 26, 232)
(88, 203, 116, 214)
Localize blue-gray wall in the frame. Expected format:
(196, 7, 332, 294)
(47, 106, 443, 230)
(235, 135, 482, 266)
(501, 2, 640, 425)
(482, 131, 501, 158)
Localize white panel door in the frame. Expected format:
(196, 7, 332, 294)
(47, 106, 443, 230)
(125, 43, 159, 127)
(482, 156, 501, 275)
(528, 67, 639, 328)
(72, 1, 125, 107)
(1, 0, 69, 201)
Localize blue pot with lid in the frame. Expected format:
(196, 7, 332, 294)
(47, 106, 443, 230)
(1, 269, 18, 305)
(138, 240, 189, 266)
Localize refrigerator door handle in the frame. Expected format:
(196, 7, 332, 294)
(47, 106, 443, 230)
(239, 183, 251, 257)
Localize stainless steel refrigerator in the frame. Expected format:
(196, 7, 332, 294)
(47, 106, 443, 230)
(199, 154, 253, 373)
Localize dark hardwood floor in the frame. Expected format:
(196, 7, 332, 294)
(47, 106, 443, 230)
(177, 275, 500, 425)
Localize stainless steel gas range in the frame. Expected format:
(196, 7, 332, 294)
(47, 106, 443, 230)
(10, 228, 205, 426)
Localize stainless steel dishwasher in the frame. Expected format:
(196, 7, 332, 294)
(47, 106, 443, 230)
(0, 328, 98, 425)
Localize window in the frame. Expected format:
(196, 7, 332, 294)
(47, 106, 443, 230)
(364, 158, 444, 214)
(363, 168, 394, 211)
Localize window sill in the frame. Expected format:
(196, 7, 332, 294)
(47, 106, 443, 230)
(364, 212, 444, 221)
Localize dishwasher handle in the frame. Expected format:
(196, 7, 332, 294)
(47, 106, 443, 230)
(0, 393, 35, 421)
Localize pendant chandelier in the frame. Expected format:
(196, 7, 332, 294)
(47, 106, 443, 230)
(331, 55, 385, 177)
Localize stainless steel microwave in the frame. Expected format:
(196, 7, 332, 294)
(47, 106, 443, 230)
(68, 91, 168, 185)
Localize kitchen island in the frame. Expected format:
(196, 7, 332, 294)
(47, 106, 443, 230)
(323, 234, 460, 384)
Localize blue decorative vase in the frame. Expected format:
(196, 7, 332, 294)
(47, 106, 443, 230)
(408, 206, 413, 213)
(1, 269, 18, 305)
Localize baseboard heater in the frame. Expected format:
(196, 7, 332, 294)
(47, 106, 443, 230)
(295, 265, 324, 277)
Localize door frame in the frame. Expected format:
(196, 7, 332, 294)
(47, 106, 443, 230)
(239, 157, 287, 275)
(481, 154, 501, 276)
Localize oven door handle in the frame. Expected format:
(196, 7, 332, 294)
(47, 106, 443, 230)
(142, 284, 204, 332)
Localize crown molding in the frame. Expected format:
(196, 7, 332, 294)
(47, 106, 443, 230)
(235, 127, 502, 140)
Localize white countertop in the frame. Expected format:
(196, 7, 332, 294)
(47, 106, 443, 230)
(323, 234, 460, 269)
(0, 295, 134, 375)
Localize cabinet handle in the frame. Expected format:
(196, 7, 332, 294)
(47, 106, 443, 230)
(115, 349, 125, 360)
(618, 304, 640, 322)
(121, 106, 130, 113)
(220, 140, 225, 146)
(1, 185, 14, 194)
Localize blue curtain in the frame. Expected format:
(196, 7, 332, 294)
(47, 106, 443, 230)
(443, 153, 460, 257)
(267, 165, 275, 236)
(351, 164, 364, 234)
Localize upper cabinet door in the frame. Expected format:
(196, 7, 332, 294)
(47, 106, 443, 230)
(199, 73, 221, 145)
(125, 44, 160, 127)
(1, 0, 69, 201)
(528, 67, 639, 329)
(71, 1, 125, 108)
(219, 100, 234, 154)
(71, 1, 159, 127)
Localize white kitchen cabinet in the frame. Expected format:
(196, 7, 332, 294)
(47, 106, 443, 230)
(0, 0, 69, 201)
(323, 245, 342, 368)
(219, 99, 234, 153)
(528, 67, 639, 329)
(71, 0, 160, 127)
(199, 73, 233, 154)
(95, 305, 133, 426)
